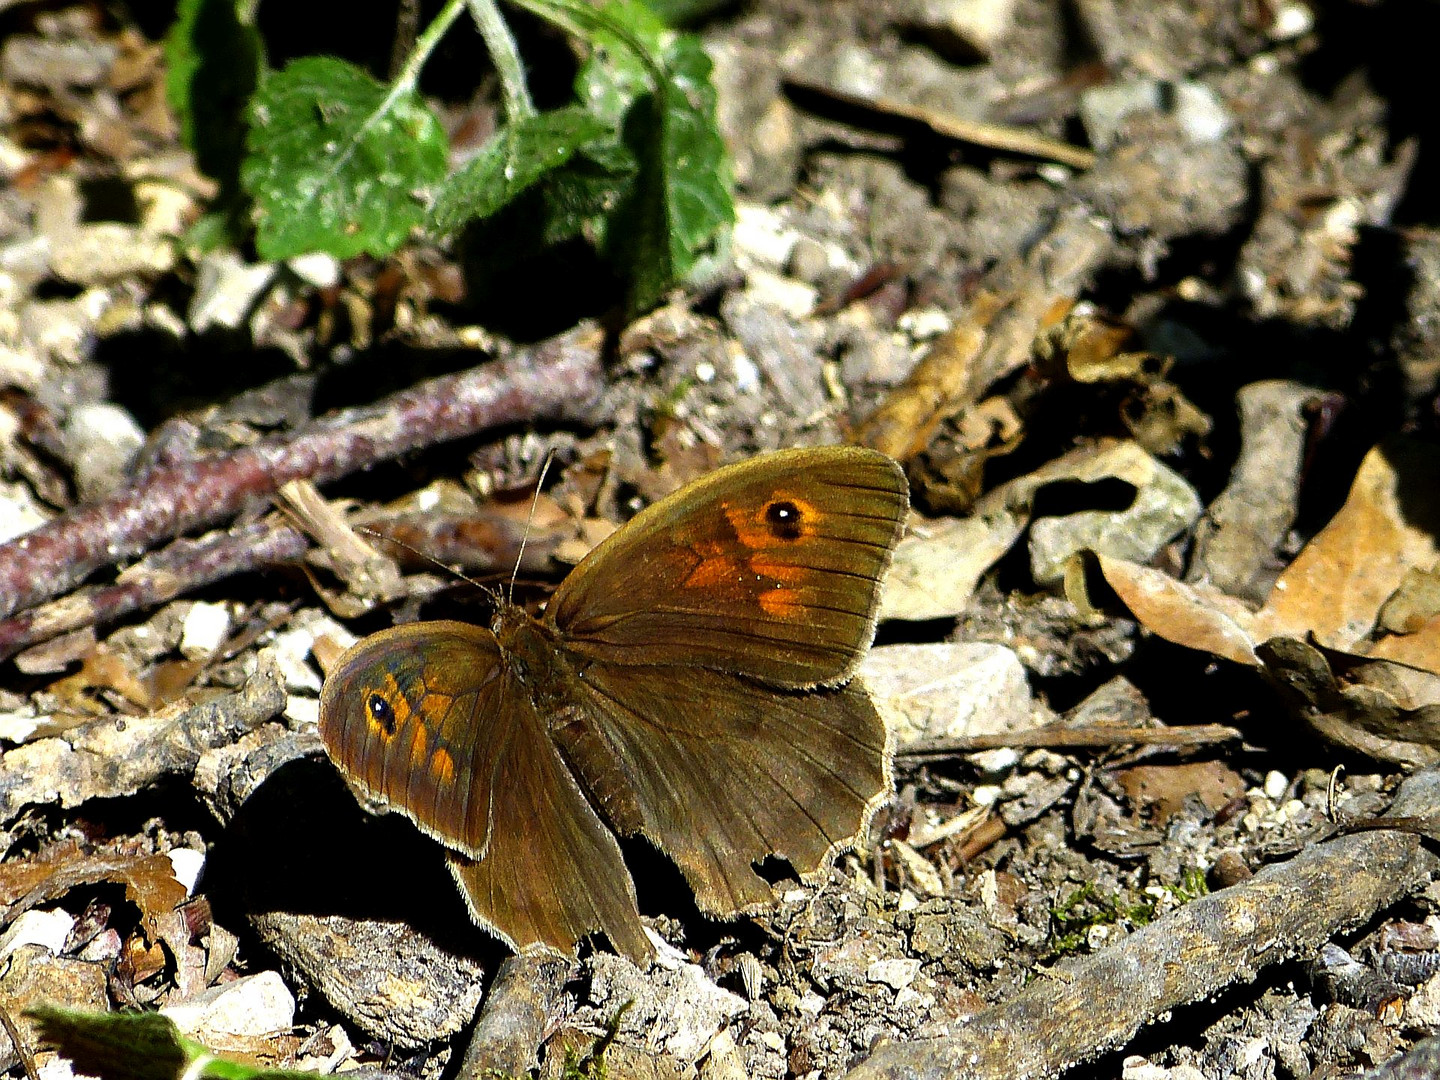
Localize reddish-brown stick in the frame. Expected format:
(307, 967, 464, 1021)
(0, 325, 604, 621)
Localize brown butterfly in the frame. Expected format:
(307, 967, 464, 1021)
(318, 445, 908, 962)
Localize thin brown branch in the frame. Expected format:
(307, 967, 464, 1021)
(0, 521, 309, 661)
(845, 768, 1440, 1080)
(898, 723, 1243, 759)
(0, 324, 605, 621)
(785, 78, 1098, 169)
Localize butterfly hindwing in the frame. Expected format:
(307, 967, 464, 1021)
(552, 656, 891, 914)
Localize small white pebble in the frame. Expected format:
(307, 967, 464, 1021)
(0, 908, 74, 959)
(970, 747, 1020, 776)
(694, 360, 716, 383)
(180, 601, 231, 660)
(1121, 1056, 1168, 1080)
(168, 848, 206, 895)
(1263, 770, 1288, 800)
(162, 969, 296, 1037)
(271, 624, 323, 694)
(971, 785, 1002, 807)
(287, 252, 341, 288)
(867, 958, 921, 990)
(284, 695, 319, 729)
(1270, 1, 1314, 39)
(0, 712, 41, 743)
(896, 308, 951, 341)
(729, 351, 761, 395)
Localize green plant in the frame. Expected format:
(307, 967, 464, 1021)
(28, 1006, 317, 1080)
(165, 0, 734, 315)
(1046, 882, 1158, 957)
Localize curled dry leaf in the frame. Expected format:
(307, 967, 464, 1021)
(1101, 440, 1440, 764)
(856, 303, 997, 462)
(0, 842, 187, 942)
(884, 439, 1201, 621)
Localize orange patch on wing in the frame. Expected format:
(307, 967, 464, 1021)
(749, 553, 805, 584)
(683, 539, 744, 589)
(758, 586, 804, 619)
(407, 723, 429, 767)
(431, 746, 457, 786)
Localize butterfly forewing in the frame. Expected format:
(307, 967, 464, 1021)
(546, 446, 908, 688)
(319, 622, 505, 857)
(318, 620, 653, 960)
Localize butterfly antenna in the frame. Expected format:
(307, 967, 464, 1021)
(509, 448, 556, 605)
(354, 525, 491, 594)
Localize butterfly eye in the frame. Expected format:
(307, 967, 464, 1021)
(368, 693, 398, 736)
(764, 500, 804, 540)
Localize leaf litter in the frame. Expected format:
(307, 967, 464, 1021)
(2, 2, 1440, 1080)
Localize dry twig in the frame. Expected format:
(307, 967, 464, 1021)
(0, 325, 605, 621)
(0, 521, 309, 661)
(846, 768, 1440, 1080)
(786, 78, 1097, 169)
(458, 951, 572, 1080)
(899, 723, 1243, 759)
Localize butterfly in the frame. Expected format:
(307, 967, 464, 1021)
(318, 445, 908, 961)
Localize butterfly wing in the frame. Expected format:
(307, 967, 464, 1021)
(547, 446, 908, 688)
(318, 621, 651, 961)
(553, 659, 890, 914)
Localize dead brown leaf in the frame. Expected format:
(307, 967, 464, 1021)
(1115, 761, 1246, 822)
(1099, 440, 1440, 763)
(856, 302, 998, 461)
(0, 842, 187, 942)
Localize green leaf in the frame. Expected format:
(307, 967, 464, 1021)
(240, 56, 449, 260)
(638, 0, 734, 25)
(602, 32, 733, 314)
(571, 0, 668, 130)
(428, 106, 612, 235)
(26, 1006, 319, 1080)
(163, 0, 262, 245)
(535, 139, 638, 246)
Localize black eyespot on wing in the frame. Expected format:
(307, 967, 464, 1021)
(368, 693, 397, 736)
(765, 500, 803, 540)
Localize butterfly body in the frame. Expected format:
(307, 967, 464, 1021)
(319, 446, 908, 962)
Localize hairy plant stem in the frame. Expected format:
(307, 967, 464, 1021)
(377, 0, 467, 122)
(467, 0, 536, 120)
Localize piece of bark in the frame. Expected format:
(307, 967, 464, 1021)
(857, 207, 1115, 465)
(845, 768, 1440, 1080)
(249, 912, 486, 1051)
(0, 521, 310, 661)
(457, 952, 572, 1080)
(0, 325, 605, 621)
(0, 650, 286, 828)
(1187, 381, 1319, 604)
